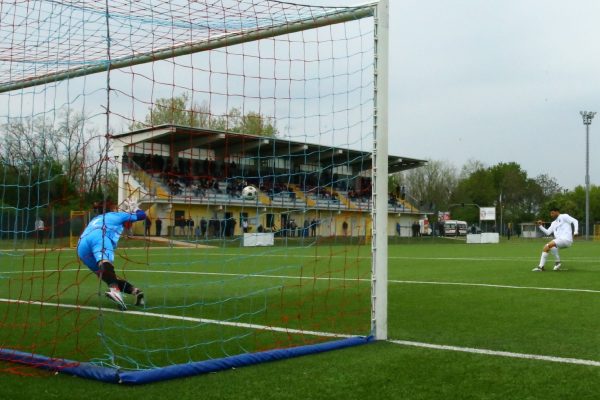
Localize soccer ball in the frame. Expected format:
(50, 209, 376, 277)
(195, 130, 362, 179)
(241, 186, 257, 200)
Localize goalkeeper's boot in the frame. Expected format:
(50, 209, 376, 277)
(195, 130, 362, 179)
(133, 288, 145, 307)
(105, 288, 127, 311)
(531, 266, 545, 272)
(553, 262, 562, 271)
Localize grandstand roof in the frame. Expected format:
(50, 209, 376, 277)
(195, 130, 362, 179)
(113, 124, 426, 174)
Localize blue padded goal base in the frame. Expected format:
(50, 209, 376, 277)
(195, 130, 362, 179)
(0, 335, 373, 385)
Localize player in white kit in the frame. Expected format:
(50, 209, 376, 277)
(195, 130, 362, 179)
(532, 207, 578, 272)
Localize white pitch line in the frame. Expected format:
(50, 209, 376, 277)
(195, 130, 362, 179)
(7, 249, 600, 264)
(388, 339, 600, 367)
(2, 268, 600, 295)
(123, 251, 600, 263)
(388, 279, 600, 294)
(0, 297, 352, 339)
(1, 297, 598, 369)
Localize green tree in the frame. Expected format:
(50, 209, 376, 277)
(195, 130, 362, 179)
(143, 94, 191, 127)
(489, 162, 531, 225)
(231, 110, 277, 137)
(451, 161, 558, 227)
(451, 168, 496, 223)
(540, 185, 600, 236)
(132, 93, 278, 136)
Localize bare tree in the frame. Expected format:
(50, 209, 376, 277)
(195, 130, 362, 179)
(398, 159, 458, 210)
(459, 158, 486, 180)
(1, 108, 113, 196)
(1, 116, 57, 166)
(535, 173, 563, 197)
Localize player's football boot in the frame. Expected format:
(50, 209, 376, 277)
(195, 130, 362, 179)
(531, 266, 545, 272)
(105, 289, 127, 311)
(553, 262, 562, 271)
(133, 289, 145, 307)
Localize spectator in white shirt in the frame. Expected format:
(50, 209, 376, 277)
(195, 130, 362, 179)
(34, 217, 45, 245)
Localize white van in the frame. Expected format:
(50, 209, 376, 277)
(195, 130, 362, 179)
(443, 220, 468, 236)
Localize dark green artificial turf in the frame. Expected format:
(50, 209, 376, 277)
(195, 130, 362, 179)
(1, 237, 600, 399)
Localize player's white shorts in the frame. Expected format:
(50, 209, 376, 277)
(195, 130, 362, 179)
(552, 238, 573, 249)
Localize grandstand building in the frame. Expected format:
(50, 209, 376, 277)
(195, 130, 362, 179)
(112, 125, 427, 238)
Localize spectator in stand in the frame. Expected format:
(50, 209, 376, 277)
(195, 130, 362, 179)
(124, 220, 133, 238)
(194, 223, 201, 241)
(155, 217, 162, 236)
(193, 184, 204, 197)
(411, 221, 420, 237)
(144, 216, 152, 237)
(200, 217, 208, 238)
(35, 217, 45, 244)
(176, 216, 186, 236)
(242, 219, 249, 233)
(225, 217, 236, 237)
(187, 217, 195, 237)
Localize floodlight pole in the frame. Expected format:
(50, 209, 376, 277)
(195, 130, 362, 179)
(580, 111, 595, 240)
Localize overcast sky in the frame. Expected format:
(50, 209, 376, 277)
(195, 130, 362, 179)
(6, 1, 598, 190)
(299, 0, 600, 189)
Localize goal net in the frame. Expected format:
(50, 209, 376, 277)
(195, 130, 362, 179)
(0, 0, 387, 384)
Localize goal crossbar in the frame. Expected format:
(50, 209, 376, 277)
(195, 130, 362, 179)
(0, 5, 375, 94)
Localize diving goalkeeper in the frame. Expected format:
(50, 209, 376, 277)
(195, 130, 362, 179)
(77, 199, 146, 310)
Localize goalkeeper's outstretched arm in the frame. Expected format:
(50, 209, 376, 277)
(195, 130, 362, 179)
(121, 198, 146, 221)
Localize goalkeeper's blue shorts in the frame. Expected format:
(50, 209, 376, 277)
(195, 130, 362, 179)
(77, 231, 115, 273)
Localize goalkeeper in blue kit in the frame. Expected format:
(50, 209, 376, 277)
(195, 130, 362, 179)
(77, 199, 146, 310)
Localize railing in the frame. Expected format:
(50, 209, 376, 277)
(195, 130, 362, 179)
(123, 162, 424, 214)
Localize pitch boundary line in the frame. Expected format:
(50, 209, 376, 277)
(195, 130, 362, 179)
(2, 268, 600, 294)
(8, 248, 600, 263)
(129, 252, 600, 263)
(388, 339, 600, 367)
(1, 297, 598, 369)
(387, 279, 600, 294)
(0, 297, 352, 339)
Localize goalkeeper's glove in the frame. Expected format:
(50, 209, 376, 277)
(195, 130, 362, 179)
(121, 198, 140, 213)
(127, 199, 140, 212)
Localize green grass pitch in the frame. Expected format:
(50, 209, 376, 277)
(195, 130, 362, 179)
(2, 237, 600, 399)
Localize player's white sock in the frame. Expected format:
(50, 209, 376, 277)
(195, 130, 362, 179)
(550, 247, 560, 262)
(539, 252, 549, 267)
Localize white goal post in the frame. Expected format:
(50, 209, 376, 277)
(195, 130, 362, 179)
(372, 0, 389, 341)
(0, 0, 390, 383)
